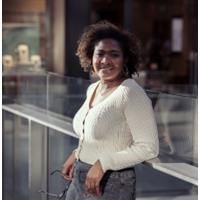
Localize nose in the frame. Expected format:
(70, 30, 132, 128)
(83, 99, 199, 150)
(101, 55, 111, 65)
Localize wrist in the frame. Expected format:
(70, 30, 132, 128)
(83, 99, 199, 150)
(96, 160, 104, 172)
(71, 149, 77, 157)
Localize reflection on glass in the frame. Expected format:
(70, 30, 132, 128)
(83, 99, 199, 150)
(154, 93, 197, 165)
(47, 73, 91, 118)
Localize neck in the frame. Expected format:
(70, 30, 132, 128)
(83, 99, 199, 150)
(100, 77, 126, 89)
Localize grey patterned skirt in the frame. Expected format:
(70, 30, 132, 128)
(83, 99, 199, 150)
(65, 160, 136, 200)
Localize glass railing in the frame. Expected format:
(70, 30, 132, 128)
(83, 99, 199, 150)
(2, 69, 47, 108)
(3, 71, 91, 118)
(46, 72, 91, 118)
(2, 72, 198, 200)
(154, 93, 197, 165)
(134, 71, 198, 97)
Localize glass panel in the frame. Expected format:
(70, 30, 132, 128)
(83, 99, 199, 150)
(47, 73, 91, 118)
(135, 164, 195, 198)
(154, 93, 197, 165)
(3, 111, 14, 200)
(3, 111, 29, 200)
(2, 71, 47, 109)
(136, 90, 197, 198)
(30, 122, 48, 200)
(16, 73, 47, 109)
(47, 129, 78, 198)
(3, 72, 91, 118)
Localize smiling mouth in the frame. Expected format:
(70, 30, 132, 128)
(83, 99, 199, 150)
(100, 67, 113, 71)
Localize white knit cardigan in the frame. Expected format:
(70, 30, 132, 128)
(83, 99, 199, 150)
(73, 78, 159, 172)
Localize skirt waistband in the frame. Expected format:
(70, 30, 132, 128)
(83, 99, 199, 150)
(75, 159, 135, 173)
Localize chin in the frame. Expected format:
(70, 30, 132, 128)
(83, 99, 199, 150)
(99, 72, 121, 81)
(101, 76, 118, 82)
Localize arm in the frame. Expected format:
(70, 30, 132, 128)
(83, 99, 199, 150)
(99, 88, 159, 172)
(62, 149, 77, 180)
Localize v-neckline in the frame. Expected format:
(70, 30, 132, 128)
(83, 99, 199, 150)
(88, 79, 129, 109)
(88, 81, 101, 109)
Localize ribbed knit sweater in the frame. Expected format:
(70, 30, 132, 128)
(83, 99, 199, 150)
(73, 78, 159, 172)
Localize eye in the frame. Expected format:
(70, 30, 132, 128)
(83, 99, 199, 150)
(111, 53, 120, 58)
(110, 53, 120, 58)
(95, 52, 104, 57)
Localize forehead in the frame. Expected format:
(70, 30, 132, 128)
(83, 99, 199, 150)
(94, 38, 122, 51)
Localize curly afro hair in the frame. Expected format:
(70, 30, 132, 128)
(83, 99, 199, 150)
(76, 21, 141, 77)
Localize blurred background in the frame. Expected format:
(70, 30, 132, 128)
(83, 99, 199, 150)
(2, 0, 197, 92)
(2, 0, 198, 200)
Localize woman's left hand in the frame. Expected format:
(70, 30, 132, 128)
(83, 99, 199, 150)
(85, 160, 104, 196)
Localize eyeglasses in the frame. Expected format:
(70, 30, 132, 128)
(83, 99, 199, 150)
(38, 169, 71, 199)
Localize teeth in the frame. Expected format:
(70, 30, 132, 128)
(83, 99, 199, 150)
(101, 67, 112, 70)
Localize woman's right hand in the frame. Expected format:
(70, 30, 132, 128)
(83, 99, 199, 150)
(62, 150, 76, 180)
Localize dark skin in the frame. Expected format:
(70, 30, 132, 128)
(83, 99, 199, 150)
(62, 151, 76, 180)
(62, 151, 104, 196)
(63, 38, 126, 197)
(84, 160, 104, 196)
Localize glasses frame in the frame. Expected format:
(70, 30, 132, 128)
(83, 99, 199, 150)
(38, 169, 71, 200)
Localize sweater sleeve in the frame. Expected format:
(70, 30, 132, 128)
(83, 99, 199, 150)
(99, 87, 159, 172)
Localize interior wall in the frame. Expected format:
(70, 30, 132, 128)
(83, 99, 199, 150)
(3, 0, 46, 13)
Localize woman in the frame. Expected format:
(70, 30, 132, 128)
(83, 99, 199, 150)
(62, 21, 159, 200)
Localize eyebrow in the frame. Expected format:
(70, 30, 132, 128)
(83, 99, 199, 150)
(95, 49, 122, 53)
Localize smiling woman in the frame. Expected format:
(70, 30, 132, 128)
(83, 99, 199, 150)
(76, 21, 140, 78)
(92, 39, 124, 82)
(62, 21, 159, 200)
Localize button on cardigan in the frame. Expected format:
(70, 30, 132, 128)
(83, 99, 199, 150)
(73, 78, 159, 172)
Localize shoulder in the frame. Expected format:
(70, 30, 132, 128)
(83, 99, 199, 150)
(121, 78, 147, 95)
(121, 78, 150, 103)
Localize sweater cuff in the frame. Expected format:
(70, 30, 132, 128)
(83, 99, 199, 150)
(73, 148, 78, 159)
(99, 155, 112, 172)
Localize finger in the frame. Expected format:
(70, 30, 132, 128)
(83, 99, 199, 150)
(95, 185, 101, 196)
(63, 173, 70, 181)
(62, 168, 66, 175)
(62, 165, 69, 175)
(88, 182, 99, 196)
(85, 177, 90, 193)
(69, 166, 74, 178)
(86, 182, 95, 194)
(63, 175, 73, 180)
(85, 178, 94, 194)
(94, 180, 101, 196)
(63, 165, 74, 177)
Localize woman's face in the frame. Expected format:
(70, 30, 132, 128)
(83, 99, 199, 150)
(92, 38, 124, 82)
